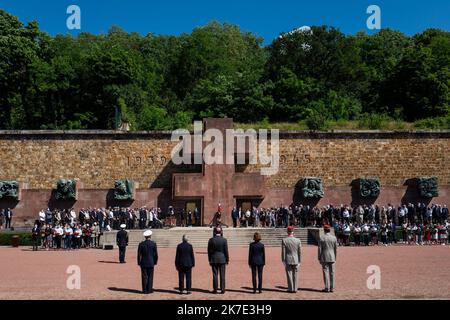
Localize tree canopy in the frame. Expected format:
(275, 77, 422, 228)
(0, 10, 449, 130)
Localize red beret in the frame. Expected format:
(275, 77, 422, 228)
(287, 226, 295, 232)
(324, 225, 331, 231)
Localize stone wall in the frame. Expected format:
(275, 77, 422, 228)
(0, 130, 449, 227)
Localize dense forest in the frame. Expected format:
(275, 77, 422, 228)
(0, 9, 449, 131)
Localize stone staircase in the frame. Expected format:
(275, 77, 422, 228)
(102, 227, 318, 248)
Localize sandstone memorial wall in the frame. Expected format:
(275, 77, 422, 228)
(0, 122, 449, 227)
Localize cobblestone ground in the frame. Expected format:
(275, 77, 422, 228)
(0, 245, 449, 300)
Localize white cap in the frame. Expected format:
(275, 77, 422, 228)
(120, 224, 126, 229)
(143, 230, 153, 237)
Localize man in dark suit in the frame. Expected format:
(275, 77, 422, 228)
(137, 230, 158, 294)
(175, 234, 195, 294)
(231, 207, 239, 228)
(207, 226, 229, 294)
(248, 232, 265, 293)
(5, 208, 12, 229)
(116, 224, 128, 263)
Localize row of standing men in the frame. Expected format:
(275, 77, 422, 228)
(116, 224, 337, 294)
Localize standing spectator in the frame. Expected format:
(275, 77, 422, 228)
(73, 225, 82, 249)
(353, 224, 361, 246)
(54, 224, 63, 249)
(380, 222, 388, 246)
(417, 222, 423, 245)
(64, 224, 73, 250)
(187, 210, 193, 227)
(343, 223, 351, 246)
(5, 208, 13, 229)
(231, 207, 239, 228)
(139, 207, 147, 229)
(0, 209, 4, 230)
(362, 223, 370, 246)
(43, 224, 52, 250)
(390, 220, 398, 244)
(248, 232, 265, 294)
(194, 207, 201, 226)
(31, 222, 40, 251)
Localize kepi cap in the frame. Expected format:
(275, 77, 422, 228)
(143, 230, 152, 237)
(120, 224, 126, 229)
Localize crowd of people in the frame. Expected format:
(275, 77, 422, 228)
(20, 201, 450, 250)
(0, 208, 13, 230)
(230, 203, 449, 246)
(30, 206, 169, 251)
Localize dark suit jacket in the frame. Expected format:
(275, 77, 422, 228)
(175, 242, 195, 269)
(116, 230, 128, 247)
(248, 241, 265, 266)
(207, 236, 229, 265)
(137, 240, 158, 268)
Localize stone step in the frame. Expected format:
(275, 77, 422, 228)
(101, 227, 319, 248)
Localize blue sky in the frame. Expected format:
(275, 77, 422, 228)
(1, 0, 449, 45)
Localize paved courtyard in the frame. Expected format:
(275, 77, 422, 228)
(0, 245, 449, 300)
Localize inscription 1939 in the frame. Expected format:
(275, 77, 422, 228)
(127, 155, 168, 167)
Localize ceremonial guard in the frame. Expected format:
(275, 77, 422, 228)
(207, 226, 229, 294)
(281, 226, 302, 293)
(116, 224, 129, 263)
(137, 230, 158, 294)
(318, 225, 337, 293)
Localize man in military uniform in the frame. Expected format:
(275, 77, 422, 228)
(116, 224, 129, 263)
(207, 226, 229, 294)
(281, 226, 302, 293)
(137, 230, 158, 294)
(318, 225, 338, 293)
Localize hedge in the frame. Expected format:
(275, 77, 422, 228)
(0, 232, 33, 246)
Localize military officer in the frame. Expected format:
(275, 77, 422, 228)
(137, 230, 158, 294)
(116, 224, 129, 263)
(318, 225, 338, 293)
(281, 226, 302, 293)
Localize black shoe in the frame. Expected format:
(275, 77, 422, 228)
(330, 289, 334, 293)
(220, 290, 225, 294)
(259, 290, 262, 294)
(322, 289, 330, 293)
(253, 290, 257, 294)
(186, 291, 192, 295)
(213, 290, 218, 294)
